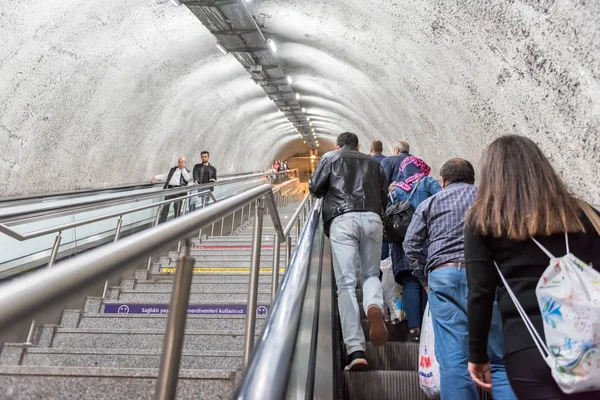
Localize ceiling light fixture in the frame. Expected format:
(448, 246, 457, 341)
(286, 76, 292, 84)
(295, 93, 300, 100)
(267, 39, 277, 53)
(216, 43, 228, 55)
(302, 107, 306, 113)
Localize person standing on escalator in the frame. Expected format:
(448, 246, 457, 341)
(309, 132, 388, 372)
(151, 156, 193, 224)
(190, 151, 217, 212)
(404, 158, 515, 400)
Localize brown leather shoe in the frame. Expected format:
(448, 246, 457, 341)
(367, 305, 389, 346)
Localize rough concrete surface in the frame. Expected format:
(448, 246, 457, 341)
(0, 0, 598, 203)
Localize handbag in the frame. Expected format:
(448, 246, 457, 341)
(494, 203, 600, 394)
(383, 178, 422, 243)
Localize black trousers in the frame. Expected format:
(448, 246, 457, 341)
(158, 190, 185, 224)
(505, 347, 600, 400)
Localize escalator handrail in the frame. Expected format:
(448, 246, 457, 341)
(0, 169, 295, 205)
(0, 176, 300, 242)
(0, 183, 281, 329)
(0, 189, 214, 241)
(0, 170, 298, 224)
(234, 199, 323, 400)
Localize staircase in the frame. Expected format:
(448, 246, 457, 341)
(339, 288, 428, 399)
(0, 205, 298, 400)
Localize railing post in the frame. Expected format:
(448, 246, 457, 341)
(240, 205, 244, 228)
(296, 217, 301, 240)
(26, 230, 63, 344)
(285, 235, 292, 269)
(101, 216, 124, 297)
(231, 210, 236, 235)
(155, 239, 195, 400)
(156, 204, 164, 224)
(271, 233, 281, 304)
(23, 319, 37, 345)
(220, 217, 225, 236)
(147, 210, 162, 270)
(242, 198, 264, 367)
(48, 232, 62, 268)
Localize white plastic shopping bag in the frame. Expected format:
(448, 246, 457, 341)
(418, 303, 441, 399)
(380, 257, 406, 322)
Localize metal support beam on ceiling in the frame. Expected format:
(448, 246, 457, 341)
(180, 0, 319, 149)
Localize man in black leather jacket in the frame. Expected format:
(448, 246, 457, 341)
(190, 151, 217, 212)
(309, 132, 388, 371)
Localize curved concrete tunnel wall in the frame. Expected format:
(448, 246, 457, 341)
(1, 0, 598, 203)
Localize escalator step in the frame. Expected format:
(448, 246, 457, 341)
(343, 370, 428, 400)
(340, 342, 419, 371)
(365, 342, 419, 371)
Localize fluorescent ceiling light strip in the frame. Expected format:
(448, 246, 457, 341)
(216, 43, 228, 54)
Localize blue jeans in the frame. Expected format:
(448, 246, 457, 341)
(396, 270, 427, 329)
(330, 212, 384, 354)
(428, 266, 515, 400)
(380, 241, 390, 260)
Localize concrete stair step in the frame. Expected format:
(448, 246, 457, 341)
(150, 264, 287, 275)
(343, 370, 427, 400)
(0, 366, 236, 400)
(44, 327, 250, 351)
(110, 291, 271, 303)
(12, 347, 242, 370)
(127, 281, 272, 293)
(59, 311, 266, 331)
(97, 300, 270, 317)
(168, 254, 286, 262)
(194, 236, 293, 243)
(141, 274, 280, 284)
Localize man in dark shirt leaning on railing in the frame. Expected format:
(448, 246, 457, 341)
(403, 159, 515, 400)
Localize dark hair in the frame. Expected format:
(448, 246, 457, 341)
(201, 151, 210, 156)
(467, 135, 585, 240)
(440, 158, 475, 185)
(371, 140, 383, 153)
(337, 132, 359, 150)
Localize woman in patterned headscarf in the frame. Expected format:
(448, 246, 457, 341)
(389, 155, 442, 342)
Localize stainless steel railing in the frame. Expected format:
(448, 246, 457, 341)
(0, 170, 299, 276)
(235, 198, 323, 399)
(0, 182, 308, 400)
(0, 169, 298, 224)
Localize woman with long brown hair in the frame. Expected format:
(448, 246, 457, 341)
(464, 135, 600, 399)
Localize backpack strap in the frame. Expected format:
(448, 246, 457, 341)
(530, 237, 556, 259)
(494, 262, 551, 364)
(407, 178, 423, 202)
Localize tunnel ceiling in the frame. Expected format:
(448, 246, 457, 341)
(1, 0, 599, 202)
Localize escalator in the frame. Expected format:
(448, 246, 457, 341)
(236, 202, 490, 400)
(236, 200, 426, 399)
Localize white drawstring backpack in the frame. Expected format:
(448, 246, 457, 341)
(495, 203, 600, 394)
